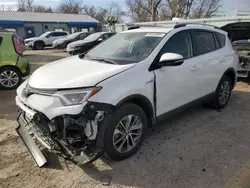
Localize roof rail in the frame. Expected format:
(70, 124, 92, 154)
(128, 25, 140, 30)
(174, 23, 220, 29)
(127, 24, 166, 30)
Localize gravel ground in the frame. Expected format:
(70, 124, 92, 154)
(1, 49, 250, 188)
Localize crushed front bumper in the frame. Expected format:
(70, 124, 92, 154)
(16, 113, 47, 167)
(16, 99, 102, 167)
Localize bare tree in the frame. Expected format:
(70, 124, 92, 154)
(82, 5, 107, 23)
(126, 0, 163, 22)
(82, 2, 126, 23)
(57, 0, 83, 14)
(191, 0, 222, 18)
(17, 0, 52, 12)
(126, 0, 150, 22)
(163, 0, 221, 19)
(17, 0, 34, 12)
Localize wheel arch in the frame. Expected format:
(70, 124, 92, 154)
(34, 40, 45, 44)
(221, 68, 237, 89)
(115, 94, 156, 128)
(0, 65, 22, 76)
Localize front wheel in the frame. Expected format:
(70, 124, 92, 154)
(104, 103, 147, 161)
(211, 75, 232, 109)
(34, 41, 45, 50)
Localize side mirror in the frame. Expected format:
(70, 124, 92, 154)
(158, 53, 184, 66)
(97, 38, 103, 42)
(46, 35, 51, 38)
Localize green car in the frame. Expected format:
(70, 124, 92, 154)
(0, 32, 30, 90)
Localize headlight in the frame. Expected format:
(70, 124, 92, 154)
(53, 87, 102, 106)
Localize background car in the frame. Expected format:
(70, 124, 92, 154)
(232, 39, 250, 47)
(66, 32, 116, 55)
(24, 31, 69, 50)
(0, 32, 30, 90)
(53, 32, 91, 49)
(0, 29, 25, 52)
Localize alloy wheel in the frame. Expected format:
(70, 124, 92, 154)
(113, 114, 143, 153)
(0, 70, 19, 88)
(219, 81, 230, 105)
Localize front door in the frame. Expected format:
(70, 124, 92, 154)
(24, 27, 35, 38)
(154, 30, 202, 117)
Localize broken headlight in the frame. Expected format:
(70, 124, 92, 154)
(53, 87, 102, 106)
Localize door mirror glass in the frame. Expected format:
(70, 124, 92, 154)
(97, 38, 103, 42)
(158, 53, 184, 66)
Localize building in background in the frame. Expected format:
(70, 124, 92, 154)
(0, 11, 100, 38)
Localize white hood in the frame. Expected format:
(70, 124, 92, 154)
(28, 56, 135, 89)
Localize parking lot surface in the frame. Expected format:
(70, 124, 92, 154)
(1, 49, 250, 188)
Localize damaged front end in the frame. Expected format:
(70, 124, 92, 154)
(16, 99, 112, 167)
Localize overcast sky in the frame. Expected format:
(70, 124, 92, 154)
(0, 0, 249, 16)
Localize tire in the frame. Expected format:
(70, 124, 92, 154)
(104, 103, 147, 161)
(34, 41, 45, 50)
(0, 66, 22, 90)
(211, 75, 232, 110)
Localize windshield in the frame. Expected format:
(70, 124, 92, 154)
(67, 32, 81, 39)
(84, 33, 103, 41)
(86, 32, 165, 65)
(39, 32, 51, 38)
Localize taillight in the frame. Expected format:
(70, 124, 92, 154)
(13, 36, 23, 56)
(19, 39, 24, 45)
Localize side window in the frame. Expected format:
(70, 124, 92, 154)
(214, 33, 220, 49)
(159, 31, 193, 59)
(102, 34, 108, 39)
(49, 32, 56, 37)
(192, 31, 216, 56)
(61, 32, 68, 36)
(0, 37, 2, 46)
(79, 33, 86, 39)
(215, 32, 226, 48)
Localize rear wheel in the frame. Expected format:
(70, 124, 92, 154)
(34, 41, 45, 50)
(211, 75, 232, 109)
(0, 67, 22, 90)
(104, 103, 147, 161)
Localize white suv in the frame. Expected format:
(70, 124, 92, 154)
(24, 31, 69, 50)
(16, 24, 238, 167)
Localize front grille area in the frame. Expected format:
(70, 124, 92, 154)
(19, 114, 60, 151)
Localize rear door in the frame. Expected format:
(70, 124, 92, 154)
(190, 29, 225, 96)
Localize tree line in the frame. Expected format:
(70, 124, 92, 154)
(17, 0, 222, 23)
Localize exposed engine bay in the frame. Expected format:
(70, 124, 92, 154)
(17, 102, 111, 166)
(234, 45, 250, 77)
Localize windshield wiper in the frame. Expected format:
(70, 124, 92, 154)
(90, 57, 116, 65)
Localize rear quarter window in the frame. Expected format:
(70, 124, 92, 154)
(215, 32, 226, 48)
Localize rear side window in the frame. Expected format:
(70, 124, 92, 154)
(192, 31, 216, 56)
(53, 32, 67, 36)
(0, 37, 2, 46)
(215, 32, 226, 48)
(58, 32, 68, 36)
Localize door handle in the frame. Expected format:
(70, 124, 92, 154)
(190, 64, 200, 71)
(220, 57, 226, 63)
